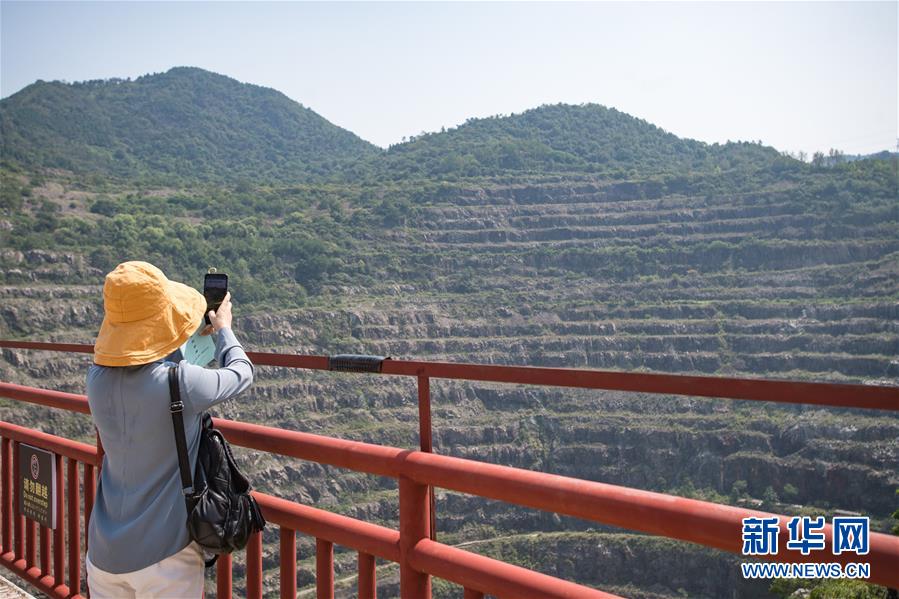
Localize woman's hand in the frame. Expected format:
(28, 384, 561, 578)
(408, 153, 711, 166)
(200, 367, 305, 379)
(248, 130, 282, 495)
(206, 291, 233, 332)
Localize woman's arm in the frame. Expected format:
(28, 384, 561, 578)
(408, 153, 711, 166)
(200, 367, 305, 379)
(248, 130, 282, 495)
(177, 327, 254, 413)
(177, 291, 254, 413)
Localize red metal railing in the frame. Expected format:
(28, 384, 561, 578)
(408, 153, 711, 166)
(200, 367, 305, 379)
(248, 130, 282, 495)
(0, 340, 898, 598)
(0, 421, 95, 599)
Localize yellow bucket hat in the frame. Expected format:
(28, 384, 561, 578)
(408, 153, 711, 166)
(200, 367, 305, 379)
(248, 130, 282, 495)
(94, 261, 207, 367)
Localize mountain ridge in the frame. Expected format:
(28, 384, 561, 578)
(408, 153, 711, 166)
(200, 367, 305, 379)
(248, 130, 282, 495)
(2, 66, 789, 184)
(0, 66, 379, 183)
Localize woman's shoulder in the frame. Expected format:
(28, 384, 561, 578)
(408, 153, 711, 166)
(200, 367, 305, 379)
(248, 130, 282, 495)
(87, 361, 162, 385)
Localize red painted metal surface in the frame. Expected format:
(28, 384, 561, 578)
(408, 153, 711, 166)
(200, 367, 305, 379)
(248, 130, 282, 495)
(3, 381, 899, 591)
(358, 552, 376, 599)
(0, 422, 97, 467)
(207, 414, 899, 587)
(216, 553, 232, 599)
(12, 441, 23, 563)
(380, 359, 899, 410)
(0, 382, 91, 415)
(83, 463, 94, 557)
(67, 459, 80, 596)
(26, 515, 35, 571)
(216, 418, 406, 478)
(1, 342, 899, 597)
(255, 493, 400, 562)
(1, 341, 897, 411)
(316, 538, 334, 599)
(417, 375, 438, 542)
(412, 538, 619, 599)
(246, 531, 263, 599)
(0, 421, 97, 599)
(280, 527, 296, 599)
(399, 476, 432, 598)
(2, 438, 10, 554)
(39, 525, 48, 578)
(53, 453, 64, 588)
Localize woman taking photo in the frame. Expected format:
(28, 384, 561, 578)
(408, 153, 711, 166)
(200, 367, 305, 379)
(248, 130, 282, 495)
(85, 261, 254, 598)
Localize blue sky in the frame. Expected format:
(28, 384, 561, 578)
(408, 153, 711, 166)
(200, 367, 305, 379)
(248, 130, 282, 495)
(1, 2, 896, 155)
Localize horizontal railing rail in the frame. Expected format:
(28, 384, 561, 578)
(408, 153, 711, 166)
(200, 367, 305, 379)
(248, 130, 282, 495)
(1, 341, 897, 410)
(1, 339, 898, 597)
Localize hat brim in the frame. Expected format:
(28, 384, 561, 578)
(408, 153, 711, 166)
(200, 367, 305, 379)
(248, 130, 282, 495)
(94, 281, 207, 367)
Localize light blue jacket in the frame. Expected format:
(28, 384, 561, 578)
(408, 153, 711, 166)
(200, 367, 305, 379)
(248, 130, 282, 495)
(86, 327, 254, 573)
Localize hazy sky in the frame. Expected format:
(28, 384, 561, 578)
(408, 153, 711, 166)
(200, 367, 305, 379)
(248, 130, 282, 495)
(2, 2, 896, 155)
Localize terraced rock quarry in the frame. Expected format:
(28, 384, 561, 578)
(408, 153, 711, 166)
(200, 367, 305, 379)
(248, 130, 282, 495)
(2, 166, 897, 598)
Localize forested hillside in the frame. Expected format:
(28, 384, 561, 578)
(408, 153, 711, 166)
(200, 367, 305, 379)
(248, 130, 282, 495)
(0, 67, 378, 183)
(361, 103, 788, 180)
(1, 68, 897, 599)
(2, 68, 792, 184)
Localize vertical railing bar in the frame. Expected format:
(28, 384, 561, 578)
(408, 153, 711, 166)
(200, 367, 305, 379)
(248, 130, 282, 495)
(279, 527, 296, 599)
(2, 437, 11, 554)
(83, 463, 94, 556)
(13, 441, 23, 561)
(246, 530, 263, 599)
(53, 453, 64, 587)
(27, 519, 36, 570)
(40, 525, 50, 576)
(358, 551, 376, 599)
(216, 552, 232, 599)
(398, 475, 431, 599)
(315, 538, 334, 599)
(67, 458, 80, 596)
(417, 375, 437, 542)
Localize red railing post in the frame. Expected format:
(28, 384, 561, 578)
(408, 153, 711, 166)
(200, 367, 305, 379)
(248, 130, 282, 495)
(216, 552, 232, 599)
(279, 527, 296, 599)
(417, 375, 437, 541)
(39, 526, 49, 577)
(316, 538, 334, 599)
(2, 437, 11, 554)
(246, 531, 263, 599)
(12, 441, 24, 566)
(27, 520, 36, 571)
(66, 458, 80, 596)
(83, 463, 94, 556)
(399, 475, 430, 599)
(464, 588, 485, 599)
(52, 453, 63, 588)
(358, 552, 376, 599)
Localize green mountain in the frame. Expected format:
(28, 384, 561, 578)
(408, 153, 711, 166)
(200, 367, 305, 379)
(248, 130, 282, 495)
(2, 68, 793, 185)
(352, 103, 788, 181)
(0, 67, 378, 183)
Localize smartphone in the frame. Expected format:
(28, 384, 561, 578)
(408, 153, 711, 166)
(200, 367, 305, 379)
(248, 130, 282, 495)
(203, 273, 228, 325)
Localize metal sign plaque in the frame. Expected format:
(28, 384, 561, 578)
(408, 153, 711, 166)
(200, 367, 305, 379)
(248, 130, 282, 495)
(17, 443, 56, 529)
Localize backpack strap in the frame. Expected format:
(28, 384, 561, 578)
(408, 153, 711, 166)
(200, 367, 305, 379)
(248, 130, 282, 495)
(168, 365, 194, 496)
(168, 366, 221, 569)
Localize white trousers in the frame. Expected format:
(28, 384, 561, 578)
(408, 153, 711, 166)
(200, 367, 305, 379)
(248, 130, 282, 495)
(86, 542, 205, 599)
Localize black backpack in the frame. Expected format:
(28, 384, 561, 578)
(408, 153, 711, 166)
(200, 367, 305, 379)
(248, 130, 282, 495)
(168, 365, 266, 567)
